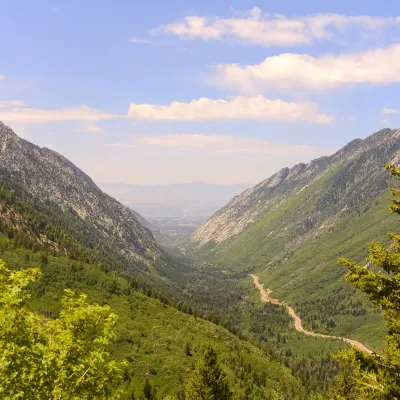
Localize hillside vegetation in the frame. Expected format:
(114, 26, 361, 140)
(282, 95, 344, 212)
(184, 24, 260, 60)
(189, 129, 400, 350)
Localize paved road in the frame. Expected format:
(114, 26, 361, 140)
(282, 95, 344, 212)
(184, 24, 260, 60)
(250, 274, 373, 354)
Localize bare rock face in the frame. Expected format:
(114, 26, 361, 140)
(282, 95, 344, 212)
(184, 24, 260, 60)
(192, 129, 400, 247)
(0, 122, 159, 263)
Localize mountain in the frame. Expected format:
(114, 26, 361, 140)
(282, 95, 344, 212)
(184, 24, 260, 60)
(192, 129, 399, 248)
(189, 128, 400, 349)
(0, 122, 159, 264)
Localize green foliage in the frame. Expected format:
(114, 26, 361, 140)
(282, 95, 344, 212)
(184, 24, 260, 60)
(332, 164, 400, 399)
(189, 153, 400, 350)
(0, 170, 344, 398)
(0, 235, 308, 399)
(186, 345, 233, 400)
(0, 259, 125, 399)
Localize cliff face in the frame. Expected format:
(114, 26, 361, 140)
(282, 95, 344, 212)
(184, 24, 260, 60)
(0, 122, 159, 263)
(191, 129, 400, 249)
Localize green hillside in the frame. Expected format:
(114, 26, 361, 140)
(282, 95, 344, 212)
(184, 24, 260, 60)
(189, 131, 400, 352)
(192, 189, 396, 352)
(1, 235, 310, 399)
(0, 171, 350, 398)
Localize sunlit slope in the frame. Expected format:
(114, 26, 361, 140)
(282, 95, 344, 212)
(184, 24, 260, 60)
(190, 129, 400, 350)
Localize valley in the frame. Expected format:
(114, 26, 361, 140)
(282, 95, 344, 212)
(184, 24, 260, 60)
(0, 124, 398, 399)
(250, 274, 373, 354)
(3, 3, 400, 398)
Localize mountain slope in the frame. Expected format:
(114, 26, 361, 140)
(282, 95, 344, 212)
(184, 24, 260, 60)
(189, 128, 400, 349)
(0, 122, 159, 264)
(192, 129, 399, 248)
(1, 227, 309, 399)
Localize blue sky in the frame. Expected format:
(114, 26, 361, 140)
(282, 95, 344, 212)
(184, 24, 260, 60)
(0, 0, 399, 184)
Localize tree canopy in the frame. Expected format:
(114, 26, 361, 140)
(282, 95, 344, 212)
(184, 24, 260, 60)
(186, 345, 233, 400)
(0, 259, 125, 399)
(332, 164, 400, 399)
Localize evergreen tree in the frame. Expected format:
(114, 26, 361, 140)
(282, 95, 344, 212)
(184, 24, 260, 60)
(186, 345, 233, 400)
(331, 164, 400, 399)
(185, 342, 192, 356)
(144, 379, 152, 400)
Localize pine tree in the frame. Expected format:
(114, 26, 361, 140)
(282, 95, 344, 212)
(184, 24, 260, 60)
(144, 378, 153, 400)
(330, 164, 400, 399)
(186, 345, 233, 400)
(185, 342, 192, 356)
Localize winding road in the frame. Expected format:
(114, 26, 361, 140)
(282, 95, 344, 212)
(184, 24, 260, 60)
(250, 274, 373, 354)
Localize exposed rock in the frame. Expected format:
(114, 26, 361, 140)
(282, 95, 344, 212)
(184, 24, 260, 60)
(192, 129, 400, 247)
(0, 122, 159, 263)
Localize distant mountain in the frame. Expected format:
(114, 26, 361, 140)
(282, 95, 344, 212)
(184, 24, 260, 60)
(98, 182, 252, 246)
(99, 182, 252, 204)
(0, 122, 159, 264)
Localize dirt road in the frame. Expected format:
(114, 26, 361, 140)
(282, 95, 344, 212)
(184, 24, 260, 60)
(250, 274, 373, 354)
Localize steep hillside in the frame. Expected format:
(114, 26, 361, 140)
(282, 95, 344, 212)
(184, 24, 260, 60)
(0, 122, 159, 264)
(1, 233, 309, 400)
(189, 128, 400, 349)
(192, 129, 399, 248)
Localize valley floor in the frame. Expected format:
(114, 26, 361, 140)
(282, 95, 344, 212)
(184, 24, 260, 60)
(250, 274, 373, 354)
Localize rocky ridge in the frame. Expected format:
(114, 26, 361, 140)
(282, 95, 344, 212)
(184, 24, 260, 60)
(191, 129, 400, 248)
(0, 122, 159, 263)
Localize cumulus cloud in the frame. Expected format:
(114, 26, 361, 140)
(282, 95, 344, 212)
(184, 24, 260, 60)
(209, 44, 400, 92)
(127, 95, 335, 124)
(0, 105, 118, 124)
(381, 107, 400, 114)
(153, 8, 400, 47)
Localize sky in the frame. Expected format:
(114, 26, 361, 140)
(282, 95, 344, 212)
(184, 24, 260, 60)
(0, 0, 400, 185)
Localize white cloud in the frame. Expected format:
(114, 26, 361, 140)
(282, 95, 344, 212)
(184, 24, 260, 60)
(119, 133, 333, 155)
(380, 119, 390, 125)
(0, 100, 24, 108)
(0, 75, 4, 80)
(210, 44, 400, 92)
(154, 8, 400, 47)
(73, 124, 102, 133)
(0, 105, 118, 124)
(127, 95, 335, 124)
(381, 107, 400, 114)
